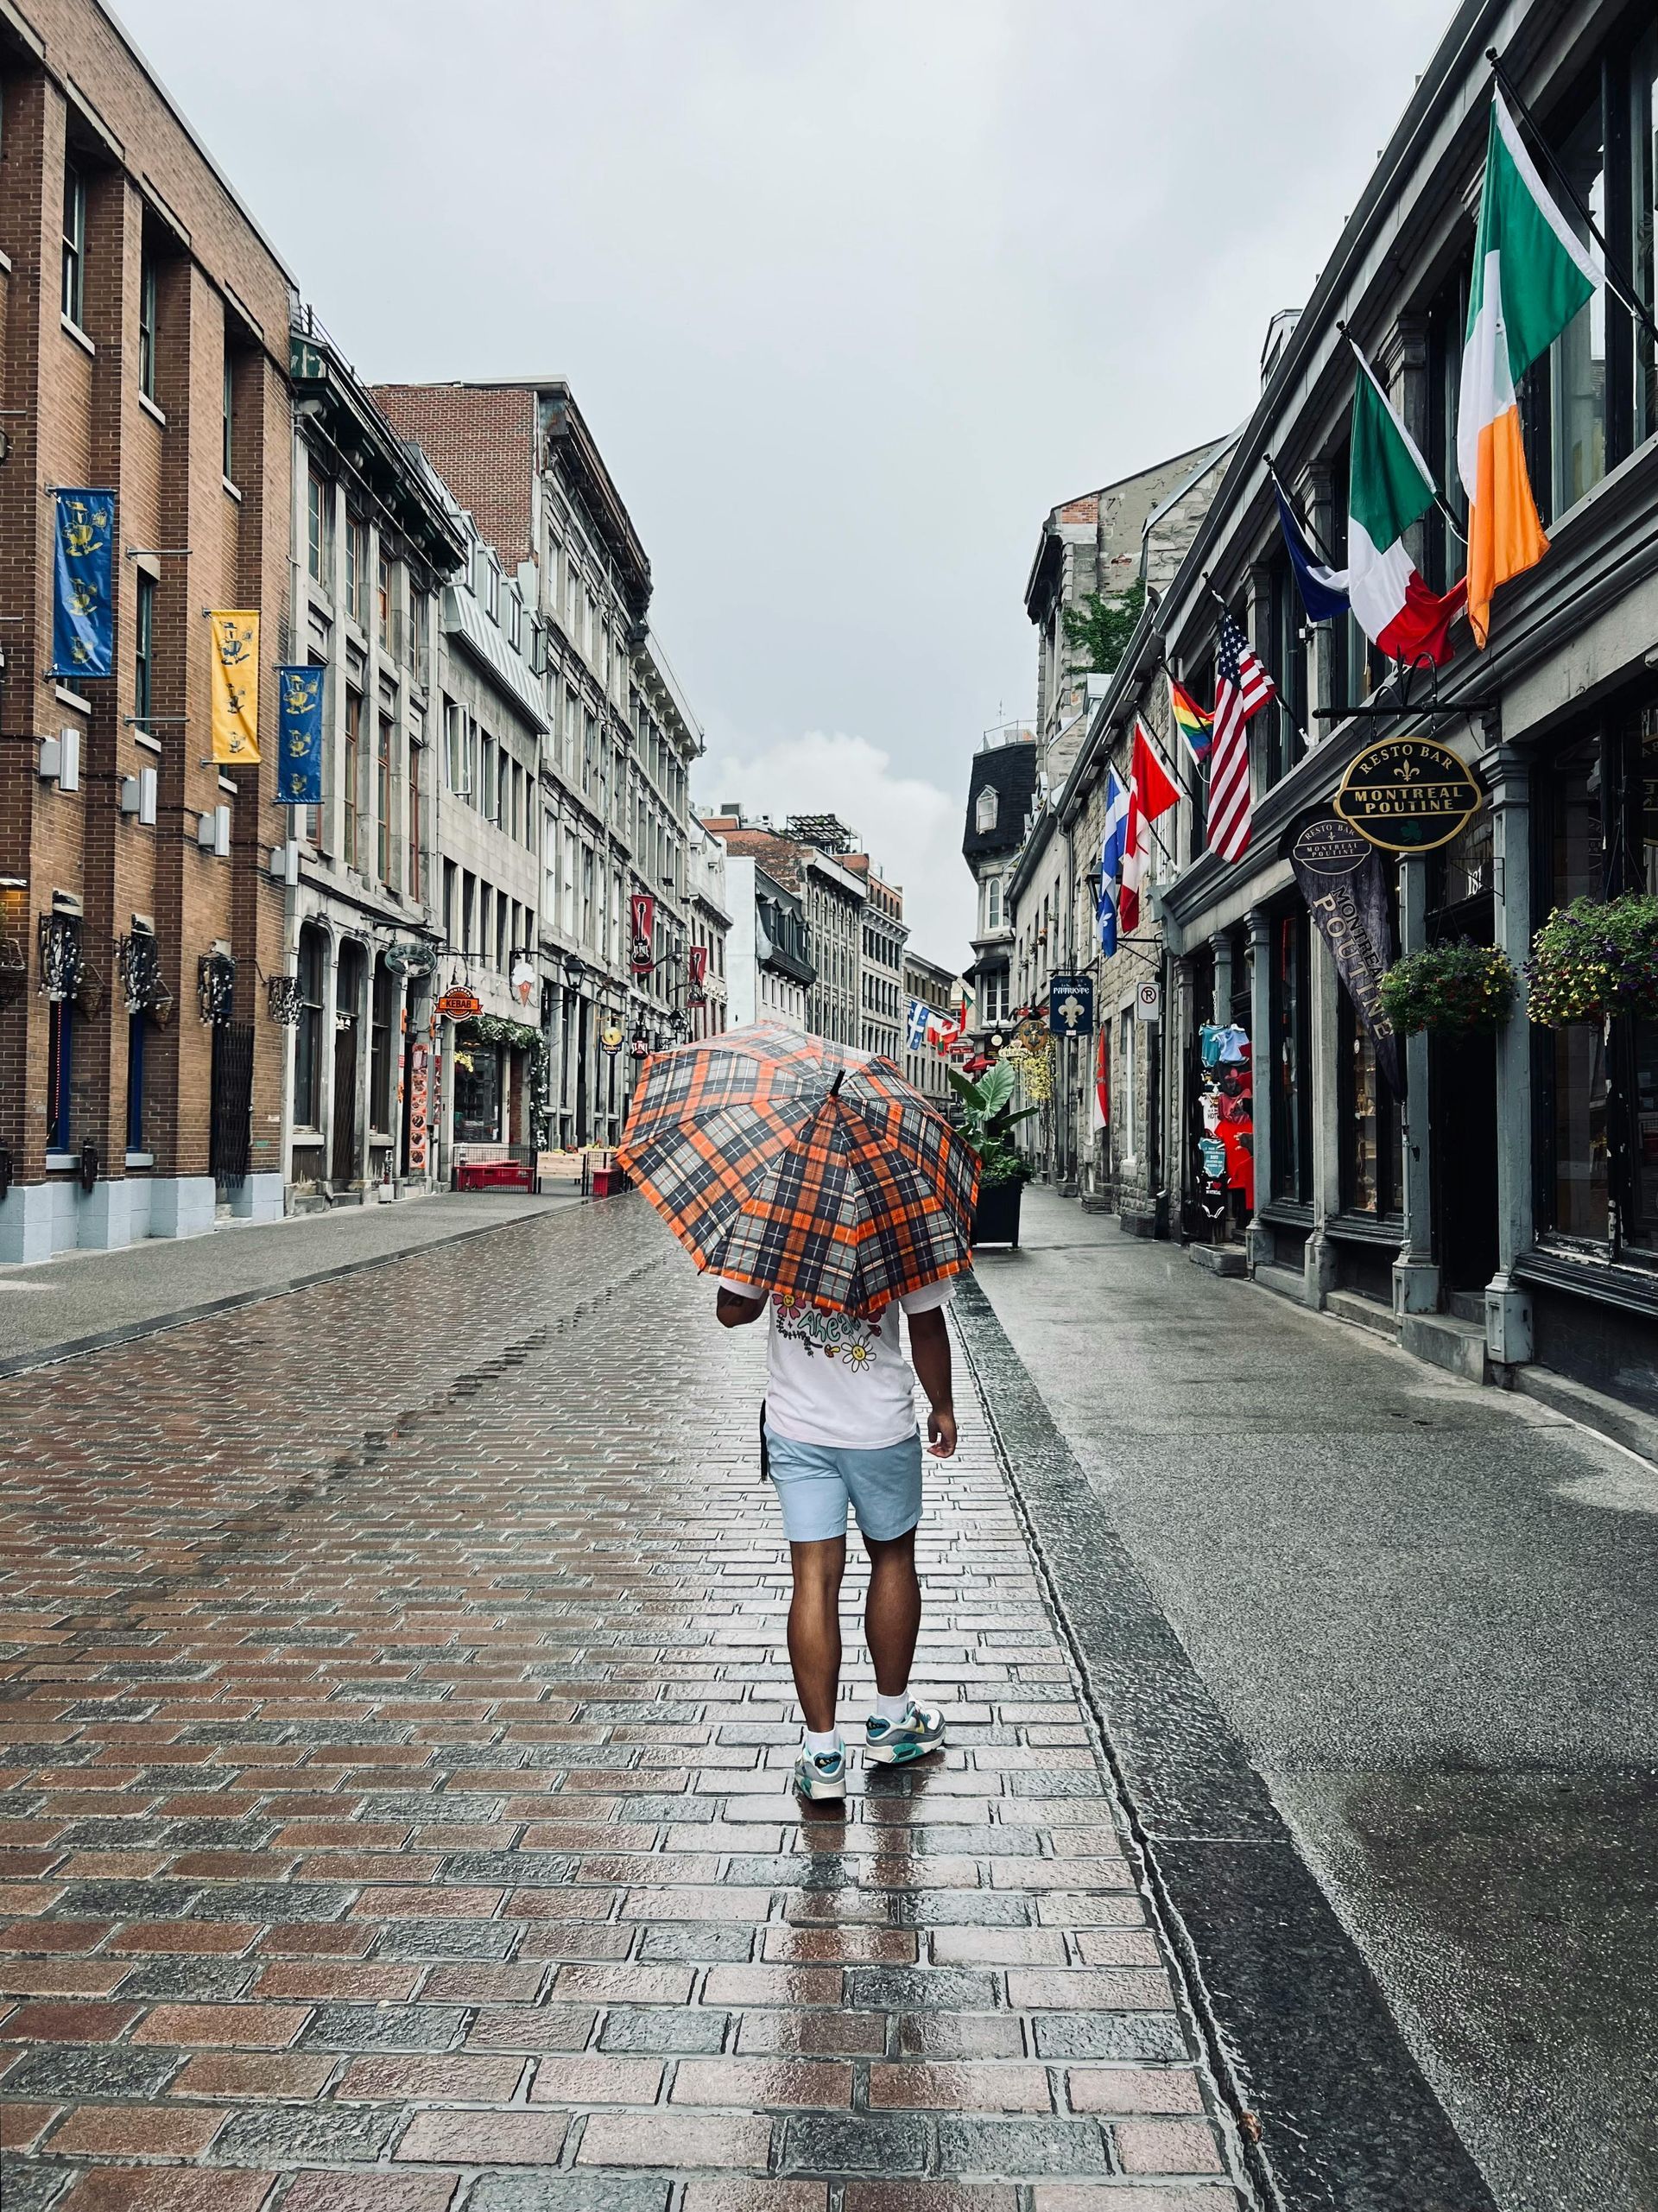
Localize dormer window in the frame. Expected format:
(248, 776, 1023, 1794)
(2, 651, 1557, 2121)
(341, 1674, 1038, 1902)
(975, 786, 998, 834)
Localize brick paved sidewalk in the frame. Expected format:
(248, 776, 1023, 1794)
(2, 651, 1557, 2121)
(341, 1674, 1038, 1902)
(0, 1197, 1247, 2211)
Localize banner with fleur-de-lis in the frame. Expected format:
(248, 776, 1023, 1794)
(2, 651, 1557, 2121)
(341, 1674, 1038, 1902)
(275, 665, 323, 804)
(50, 489, 117, 681)
(209, 611, 261, 764)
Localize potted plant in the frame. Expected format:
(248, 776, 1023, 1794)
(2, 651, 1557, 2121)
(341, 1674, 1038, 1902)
(1376, 940, 1516, 1035)
(1526, 894, 1658, 1027)
(946, 1061, 1035, 1247)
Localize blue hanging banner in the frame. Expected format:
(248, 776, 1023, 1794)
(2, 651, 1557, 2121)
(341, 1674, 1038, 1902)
(50, 489, 117, 681)
(276, 665, 324, 805)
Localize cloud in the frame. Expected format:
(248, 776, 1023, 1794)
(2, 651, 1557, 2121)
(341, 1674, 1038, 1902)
(694, 728, 972, 976)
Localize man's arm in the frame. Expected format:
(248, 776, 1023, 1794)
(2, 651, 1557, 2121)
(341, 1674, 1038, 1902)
(717, 1286, 767, 1329)
(906, 1307, 957, 1457)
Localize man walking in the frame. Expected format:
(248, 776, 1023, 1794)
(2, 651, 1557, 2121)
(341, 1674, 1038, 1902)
(717, 1275, 957, 1801)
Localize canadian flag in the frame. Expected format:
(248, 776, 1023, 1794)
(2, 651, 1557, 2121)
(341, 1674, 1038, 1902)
(1117, 721, 1180, 937)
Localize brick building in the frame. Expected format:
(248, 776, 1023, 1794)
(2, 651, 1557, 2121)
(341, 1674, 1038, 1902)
(0, 0, 291, 1258)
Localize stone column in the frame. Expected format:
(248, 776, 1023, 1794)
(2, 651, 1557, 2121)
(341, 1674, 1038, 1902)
(1208, 932, 1233, 1029)
(1304, 924, 1341, 1306)
(1302, 461, 1337, 738)
(1392, 854, 1440, 1317)
(1245, 909, 1273, 1270)
(318, 933, 339, 1193)
(1484, 742, 1535, 1365)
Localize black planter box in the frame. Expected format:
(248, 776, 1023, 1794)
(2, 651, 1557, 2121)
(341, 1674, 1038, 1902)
(972, 1178, 1024, 1249)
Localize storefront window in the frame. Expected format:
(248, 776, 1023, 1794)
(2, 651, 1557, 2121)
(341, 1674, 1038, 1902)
(1541, 704, 1658, 1256)
(1269, 910, 1312, 1204)
(453, 1040, 501, 1143)
(294, 925, 326, 1131)
(1339, 995, 1404, 1217)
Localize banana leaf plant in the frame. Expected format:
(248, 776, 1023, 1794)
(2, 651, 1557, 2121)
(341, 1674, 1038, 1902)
(946, 1060, 1037, 1189)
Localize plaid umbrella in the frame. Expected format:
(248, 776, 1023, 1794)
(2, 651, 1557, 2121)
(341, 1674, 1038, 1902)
(616, 1021, 978, 1315)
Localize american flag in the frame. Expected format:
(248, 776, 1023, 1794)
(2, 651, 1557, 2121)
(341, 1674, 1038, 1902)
(1206, 609, 1275, 863)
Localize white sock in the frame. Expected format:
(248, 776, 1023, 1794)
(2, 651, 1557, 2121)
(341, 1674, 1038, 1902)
(874, 1690, 911, 1726)
(804, 1726, 840, 1759)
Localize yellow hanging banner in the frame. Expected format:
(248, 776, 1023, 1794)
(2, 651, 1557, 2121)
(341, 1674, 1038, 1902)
(209, 611, 261, 764)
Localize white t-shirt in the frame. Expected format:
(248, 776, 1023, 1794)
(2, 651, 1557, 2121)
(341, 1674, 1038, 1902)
(720, 1277, 955, 1449)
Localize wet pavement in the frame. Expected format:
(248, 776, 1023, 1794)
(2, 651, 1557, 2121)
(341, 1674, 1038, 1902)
(973, 1188, 1658, 2212)
(0, 1195, 1244, 2211)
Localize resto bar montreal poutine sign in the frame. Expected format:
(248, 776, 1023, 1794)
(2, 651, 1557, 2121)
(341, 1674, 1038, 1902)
(1332, 735, 1482, 852)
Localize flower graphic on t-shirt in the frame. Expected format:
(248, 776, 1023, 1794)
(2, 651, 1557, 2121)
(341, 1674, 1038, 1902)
(770, 1291, 882, 1370)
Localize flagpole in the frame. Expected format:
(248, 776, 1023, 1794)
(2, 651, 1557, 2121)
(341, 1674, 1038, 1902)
(1336, 324, 1468, 544)
(1263, 453, 1342, 568)
(1484, 52, 1658, 348)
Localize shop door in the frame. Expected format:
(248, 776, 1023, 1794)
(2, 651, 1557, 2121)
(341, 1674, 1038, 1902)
(1431, 1025, 1499, 1291)
(331, 1023, 358, 1184)
(210, 1021, 254, 1191)
(1427, 826, 1498, 1294)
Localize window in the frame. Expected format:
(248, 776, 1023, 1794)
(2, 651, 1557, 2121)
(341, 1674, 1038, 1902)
(377, 549, 391, 647)
(294, 925, 326, 1128)
(47, 997, 73, 1151)
(407, 588, 425, 675)
(453, 1037, 501, 1143)
(1269, 909, 1313, 1205)
(307, 472, 331, 585)
(480, 736, 497, 825)
(476, 549, 500, 622)
(376, 715, 393, 884)
(61, 161, 85, 327)
(127, 1009, 147, 1152)
(581, 846, 594, 944)
(408, 740, 421, 900)
(975, 785, 999, 834)
(133, 572, 155, 732)
(506, 590, 522, 651)
(1636, 22, 1658, 445)
(138, 250, 158, 399)
(1266, 555, 1306, 789)
(1540, 697, 1658, 1256)
(370, 962, 394, 1132)
(222, 344, 236, 480)
(343, 689, 361, 866)
(1339, 992, 1403, 1217)
(345, 517, 368, 627)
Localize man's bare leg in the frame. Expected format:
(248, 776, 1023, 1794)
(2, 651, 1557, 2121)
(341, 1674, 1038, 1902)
(862, 1526, 921, 1698)
(787, 1536, 846, 1733)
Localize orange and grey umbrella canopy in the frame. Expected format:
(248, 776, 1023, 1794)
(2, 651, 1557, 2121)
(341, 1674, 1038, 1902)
(616, 1022, 978, 1315)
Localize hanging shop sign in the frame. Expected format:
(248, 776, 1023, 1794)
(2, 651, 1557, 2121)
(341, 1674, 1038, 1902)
(1289, 811, 1405, 1097)
(1047, 973, 1094, 1037)
(434, 986, 482, 1021)
(687, 944, 708, 1005)
(1332, 735, 1481, 852)
(510, 956, 535, 1007)
(1135, 979, 1161, 1023)
(600, 1024, 624, 1055)
(629, 893, 656, 974)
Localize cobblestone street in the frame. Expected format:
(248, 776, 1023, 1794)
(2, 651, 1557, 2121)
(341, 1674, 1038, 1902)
(0, 1197, 1243, 2211)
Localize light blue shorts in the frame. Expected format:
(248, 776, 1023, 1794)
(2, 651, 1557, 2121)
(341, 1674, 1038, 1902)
(765, 1426, 923, 1544)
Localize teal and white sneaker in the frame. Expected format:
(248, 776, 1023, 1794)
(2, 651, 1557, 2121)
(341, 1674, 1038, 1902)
(864, 1702, 946, 1765)
(793, 1745, 848, 1802)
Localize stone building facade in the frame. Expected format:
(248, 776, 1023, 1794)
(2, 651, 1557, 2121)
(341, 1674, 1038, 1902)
(723, 853, 812, 1030)
(701, 811, 868, 1048)
(284, 313, 465, 1207)
(902, 948, 957, 1102)
(686, 821, 730, 1042)
(847, 853, 907, 1062)
(0, 0, 291, 1258)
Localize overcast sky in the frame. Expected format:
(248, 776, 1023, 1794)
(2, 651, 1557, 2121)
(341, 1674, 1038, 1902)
(131, 0, 1452, 970)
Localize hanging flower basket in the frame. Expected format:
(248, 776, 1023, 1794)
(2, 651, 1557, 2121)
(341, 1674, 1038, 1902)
(74, 960, 107, 1017)
(1376, 941, 1516, 1036)
(1526, 895, 1658, 1027)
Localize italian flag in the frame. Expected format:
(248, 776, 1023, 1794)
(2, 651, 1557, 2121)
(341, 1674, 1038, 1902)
(1458, 93, 1597, 647)
(1348, 352, 1467, 667)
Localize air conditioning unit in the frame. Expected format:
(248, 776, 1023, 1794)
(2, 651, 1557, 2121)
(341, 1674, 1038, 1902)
(119, 767, 159, 826)
(39, 728, 81, 791)
(198, 803, 231, 859)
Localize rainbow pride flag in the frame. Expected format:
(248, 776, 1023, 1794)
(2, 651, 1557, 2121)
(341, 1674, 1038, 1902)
(1167, 673, 1213, 765)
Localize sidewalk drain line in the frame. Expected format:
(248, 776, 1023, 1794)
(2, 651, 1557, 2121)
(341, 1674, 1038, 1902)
(952, 1289, 1271, 2212)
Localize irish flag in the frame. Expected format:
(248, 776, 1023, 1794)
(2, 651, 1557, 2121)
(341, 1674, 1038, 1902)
(1348, 350, 1467, 668)
(1459, 92, 1597, 646)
